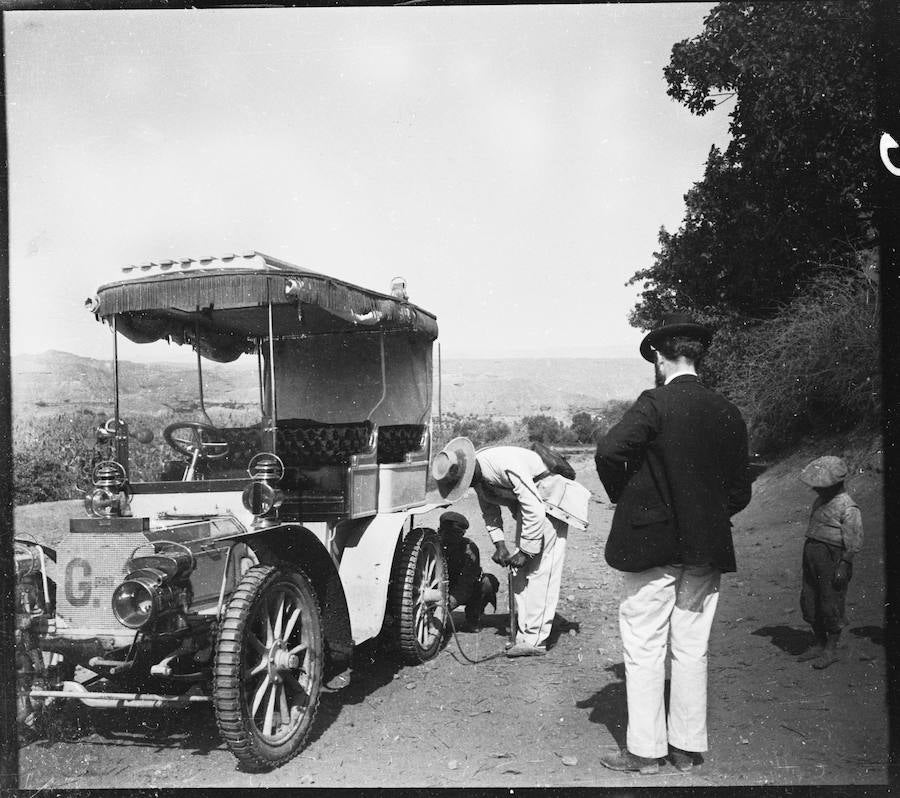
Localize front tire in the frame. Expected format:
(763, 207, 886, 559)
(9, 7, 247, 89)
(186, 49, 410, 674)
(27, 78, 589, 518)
(213, 564, 323, 771)
(390, 528, 448, 663)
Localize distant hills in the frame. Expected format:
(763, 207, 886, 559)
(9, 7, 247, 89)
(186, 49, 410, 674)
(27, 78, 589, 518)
(11, 350, 652, 422)
(437, 357, 652, 419)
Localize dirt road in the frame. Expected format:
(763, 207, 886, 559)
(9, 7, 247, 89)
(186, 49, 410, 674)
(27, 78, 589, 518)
(17, 447, 889, 788)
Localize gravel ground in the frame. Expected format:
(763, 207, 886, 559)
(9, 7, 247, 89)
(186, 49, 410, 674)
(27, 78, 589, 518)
(16, 448, 890, 788)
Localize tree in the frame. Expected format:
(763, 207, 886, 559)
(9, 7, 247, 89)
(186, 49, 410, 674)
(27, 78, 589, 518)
(630, 2, 876, 329)
(523, 415, 566, 444)
(570, 411, 597, 443)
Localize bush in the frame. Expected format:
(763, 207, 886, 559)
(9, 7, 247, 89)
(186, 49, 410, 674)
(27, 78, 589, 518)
(432, 412, 514, 452)
(570, 412, 596, 443)
(716, 265, 880, 453)
(12, 410, 182, 505)
(523, 415, 564, 444)
(570, 401, 634, 443)
(12, 451, 74, 505)
(13, 413, 100, 504)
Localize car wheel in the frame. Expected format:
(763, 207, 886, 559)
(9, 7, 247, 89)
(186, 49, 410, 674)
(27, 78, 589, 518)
(213, 564, 323, 771)
(390, 528, 448, 663)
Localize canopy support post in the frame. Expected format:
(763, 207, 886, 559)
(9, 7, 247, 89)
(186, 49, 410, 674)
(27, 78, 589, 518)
(267, 301, 278, 450)
(195, 320, 210, 424)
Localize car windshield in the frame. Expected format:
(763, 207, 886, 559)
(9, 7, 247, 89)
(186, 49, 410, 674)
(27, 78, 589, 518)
(113, 341, 268, 483)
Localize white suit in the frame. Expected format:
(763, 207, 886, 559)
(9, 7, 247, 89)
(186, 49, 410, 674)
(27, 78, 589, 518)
(473, 446, 569, 648)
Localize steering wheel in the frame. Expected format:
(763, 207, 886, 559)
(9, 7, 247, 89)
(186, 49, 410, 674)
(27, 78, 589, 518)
(163, 422, 230, 461)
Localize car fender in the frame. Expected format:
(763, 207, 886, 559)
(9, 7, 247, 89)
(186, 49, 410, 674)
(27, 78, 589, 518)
(334, 513, 411, 645)
(243, 525, 354, 662)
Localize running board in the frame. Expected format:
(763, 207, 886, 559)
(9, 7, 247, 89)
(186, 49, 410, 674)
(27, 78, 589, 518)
(31, 687, 211, 709)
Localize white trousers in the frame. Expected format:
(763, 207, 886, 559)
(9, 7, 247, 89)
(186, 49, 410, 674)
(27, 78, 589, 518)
(511, 514, 568, 647)
(619, 564, 721, 758)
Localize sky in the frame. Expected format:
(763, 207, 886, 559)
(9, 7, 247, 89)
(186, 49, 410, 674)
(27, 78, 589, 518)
(5, 4, 731, 363)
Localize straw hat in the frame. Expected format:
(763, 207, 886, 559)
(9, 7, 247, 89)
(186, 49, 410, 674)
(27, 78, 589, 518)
(430, 437, 476, 503)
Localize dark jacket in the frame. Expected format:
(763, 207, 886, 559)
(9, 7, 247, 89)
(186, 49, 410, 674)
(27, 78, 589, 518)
(594, 374, 752, 573)
(441, 535, 482, 607)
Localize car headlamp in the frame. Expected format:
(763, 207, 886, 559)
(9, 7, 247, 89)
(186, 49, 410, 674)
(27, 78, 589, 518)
(111, 568, 177, 629)
(111, 543, 195, 630)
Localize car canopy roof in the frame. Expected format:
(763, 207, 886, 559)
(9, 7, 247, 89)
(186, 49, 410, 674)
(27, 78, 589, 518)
(89, 251, 438, 361)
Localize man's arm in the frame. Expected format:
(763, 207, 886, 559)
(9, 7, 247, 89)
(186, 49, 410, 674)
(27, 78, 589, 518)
(476, 488, 512, 564)
(727, 420, 753, 517)
(594, 392, 657, 502)
(833, 503, 864, 589)
(839, 505, 864, 563)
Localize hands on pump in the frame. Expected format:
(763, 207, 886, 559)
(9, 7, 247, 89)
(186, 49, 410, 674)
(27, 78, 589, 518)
(492, 541, 532, 568)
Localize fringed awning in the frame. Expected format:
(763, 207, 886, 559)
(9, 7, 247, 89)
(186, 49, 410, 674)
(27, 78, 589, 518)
(89, 251, 438, 357)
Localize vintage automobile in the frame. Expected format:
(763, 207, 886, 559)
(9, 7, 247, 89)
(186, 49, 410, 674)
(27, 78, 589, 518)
(14, 251, 456, 770)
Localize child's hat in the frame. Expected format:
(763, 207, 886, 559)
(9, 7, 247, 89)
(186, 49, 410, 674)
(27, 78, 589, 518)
(799, 455, 848, 488)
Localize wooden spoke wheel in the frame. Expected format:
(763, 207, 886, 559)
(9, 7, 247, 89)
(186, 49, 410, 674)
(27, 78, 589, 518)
(213, 564, 323, 771)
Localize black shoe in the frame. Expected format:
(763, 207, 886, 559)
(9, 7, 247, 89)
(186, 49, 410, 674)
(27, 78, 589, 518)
(797, 644, 824, 662)
(668, 747, 696, 773)
(599, 749, 659, 774)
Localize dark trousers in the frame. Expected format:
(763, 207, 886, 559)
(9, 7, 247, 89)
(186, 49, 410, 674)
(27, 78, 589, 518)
(800, 538, 851, 636)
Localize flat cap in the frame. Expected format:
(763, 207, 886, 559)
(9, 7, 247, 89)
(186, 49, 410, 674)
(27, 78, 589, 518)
(439, 510, 469, 531)
(799, 456, 848, 488)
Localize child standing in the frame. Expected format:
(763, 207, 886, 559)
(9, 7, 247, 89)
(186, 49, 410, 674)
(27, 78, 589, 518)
(797, 456, 864, 669)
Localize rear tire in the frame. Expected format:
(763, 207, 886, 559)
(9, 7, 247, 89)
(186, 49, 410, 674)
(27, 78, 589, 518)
(390, 528, 448, 663)
(213, 564, 323, 771)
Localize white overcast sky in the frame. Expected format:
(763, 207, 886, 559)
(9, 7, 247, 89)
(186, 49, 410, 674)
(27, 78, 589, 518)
(6, 4, 730, 362)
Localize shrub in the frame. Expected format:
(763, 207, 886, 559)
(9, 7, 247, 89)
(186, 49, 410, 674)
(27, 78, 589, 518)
(716, 265, 880, 453)
(13, 410, 181, 505)
(13, 412, 100, 504)
(432, 412, 514, 452)
(522, 414, 580, 445)
(12, 451, 74, 505)
(570, 401, 634, 443)
(451, 415, 511, 449)
(593, 400, 633, 437)
(570, 412, 596, 443)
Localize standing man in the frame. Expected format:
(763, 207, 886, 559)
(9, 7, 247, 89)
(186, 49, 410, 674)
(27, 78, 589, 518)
(594, 313, 752, 775)
(431, 439, 571, 658)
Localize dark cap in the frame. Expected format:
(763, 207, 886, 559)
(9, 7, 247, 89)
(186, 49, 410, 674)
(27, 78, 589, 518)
(439, 510, 469, 532)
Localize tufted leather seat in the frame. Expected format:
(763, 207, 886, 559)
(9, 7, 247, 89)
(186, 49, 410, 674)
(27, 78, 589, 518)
(377, 424, 427, 464)
(216, 427, 266, 471)
(276, 419, 374, 466)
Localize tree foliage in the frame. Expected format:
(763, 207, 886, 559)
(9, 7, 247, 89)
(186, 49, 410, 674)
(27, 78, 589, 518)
(570, 401, 633, 443)
(629, 2, 876, 327)
(447, 413, 512, 449)
(523, 414, 578, 446)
